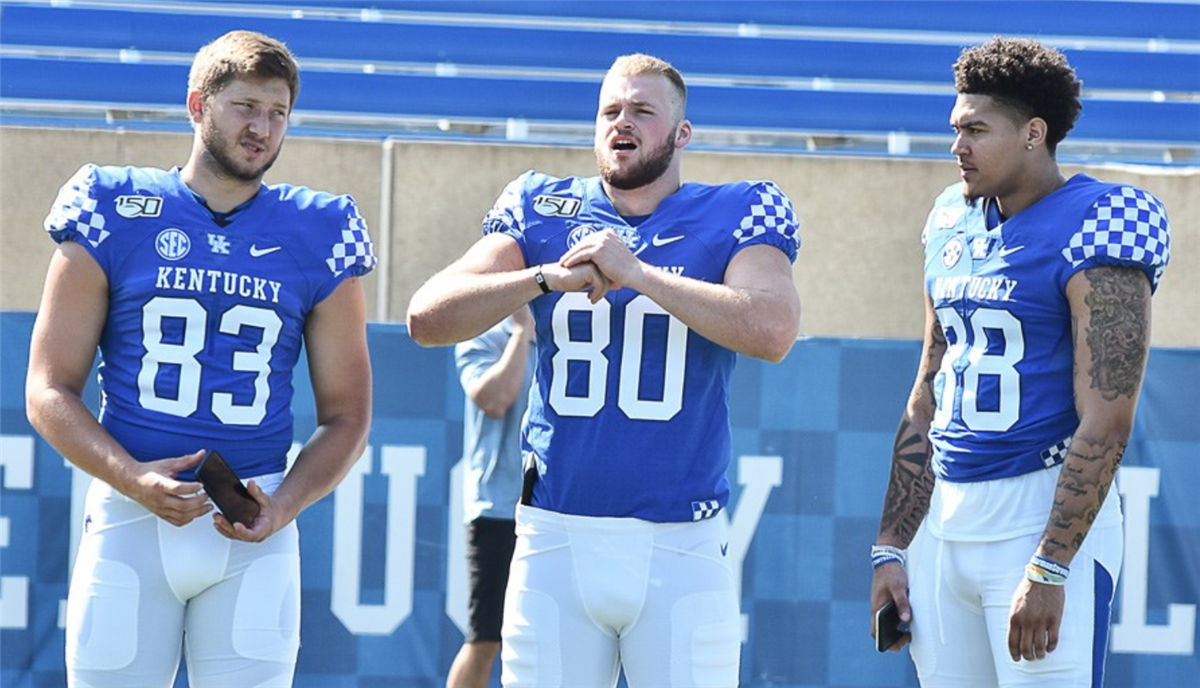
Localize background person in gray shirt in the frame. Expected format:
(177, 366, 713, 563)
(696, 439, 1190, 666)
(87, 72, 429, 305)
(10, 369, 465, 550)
(448, 307, 535, 688)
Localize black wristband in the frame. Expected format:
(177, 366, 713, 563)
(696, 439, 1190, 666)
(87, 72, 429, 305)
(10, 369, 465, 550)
(534, 266, 552, 295)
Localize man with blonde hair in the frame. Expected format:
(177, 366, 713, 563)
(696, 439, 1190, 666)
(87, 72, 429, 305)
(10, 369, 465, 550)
(27, 30, 375, 687)
(409, 53, 802, 687)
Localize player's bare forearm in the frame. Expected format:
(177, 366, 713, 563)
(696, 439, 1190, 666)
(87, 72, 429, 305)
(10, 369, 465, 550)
(407, 234, 537, 346)
(409, 266, 546, 346)
(1040, 266, 1149, 564)
(1037, 432, 1125, 565)
(877, 307, 945, 547)
(27, 384, 140, 488)
(275, 277, 374, 523)
(877, 417, 936, 548)
(26, 242, 143, 493)
(272, 410, 371, 523)
(633, 245, 799, 362)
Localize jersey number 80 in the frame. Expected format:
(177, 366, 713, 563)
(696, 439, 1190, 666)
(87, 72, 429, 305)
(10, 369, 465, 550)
(548, 293, 688, 422)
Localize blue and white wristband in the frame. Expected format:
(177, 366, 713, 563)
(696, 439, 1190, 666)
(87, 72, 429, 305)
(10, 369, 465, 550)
(872, 545, 907, 569)
(1025, 554, 1069, 586)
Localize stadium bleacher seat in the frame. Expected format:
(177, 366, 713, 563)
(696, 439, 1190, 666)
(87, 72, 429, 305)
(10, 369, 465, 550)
(1, 0, 1197, 162)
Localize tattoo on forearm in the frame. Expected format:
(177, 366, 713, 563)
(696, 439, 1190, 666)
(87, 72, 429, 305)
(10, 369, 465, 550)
(879, 418, 935, 546)
(1040, 435, 1126, 561)
(877, 320, 945, 546)
(1084, 268, 1148, 402)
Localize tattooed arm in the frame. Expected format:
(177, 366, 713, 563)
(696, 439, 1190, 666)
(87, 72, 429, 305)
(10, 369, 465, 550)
(870, 293, 945, 649)
(1007, 265, 1151, 662)
(878, 293, 944, 549)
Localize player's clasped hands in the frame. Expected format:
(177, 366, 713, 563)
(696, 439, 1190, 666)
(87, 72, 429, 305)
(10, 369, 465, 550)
(536, 233, 625, 304)
(559, 229, 646, 297)
(123, 449, 212, 527)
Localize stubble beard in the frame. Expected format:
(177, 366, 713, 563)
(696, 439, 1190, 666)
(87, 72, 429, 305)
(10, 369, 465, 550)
(596, 132, 676, 191)
(200, 115, 282, 183)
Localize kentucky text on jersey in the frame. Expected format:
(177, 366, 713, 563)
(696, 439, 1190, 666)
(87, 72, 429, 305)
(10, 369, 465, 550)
(43, 164, 376, 480)
(922, 175, 1170, 483)
(156, 266, 282, 304)
(932, 275, 1017, 302)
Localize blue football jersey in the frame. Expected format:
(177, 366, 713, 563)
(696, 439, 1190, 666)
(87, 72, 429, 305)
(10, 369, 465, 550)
(483, 171, 800, 522)
(44, 164, 376, 479)
(922, 174, 1170, 482)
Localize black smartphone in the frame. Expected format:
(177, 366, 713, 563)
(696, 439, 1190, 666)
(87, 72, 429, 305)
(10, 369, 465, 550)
(875, 600, 911, 652)
(195, 450, 261, 528)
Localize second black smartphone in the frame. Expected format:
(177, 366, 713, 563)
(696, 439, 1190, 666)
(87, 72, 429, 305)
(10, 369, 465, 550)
(875, 600, 911, 652)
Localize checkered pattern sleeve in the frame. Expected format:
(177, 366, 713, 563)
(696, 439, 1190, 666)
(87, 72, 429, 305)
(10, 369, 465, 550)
(325, 197, 377, 278)
(481, 174, 529, 247)
(731, 181, 800, 263)
(44, 164, 111, 249)
(1061, 186, 1171, 292)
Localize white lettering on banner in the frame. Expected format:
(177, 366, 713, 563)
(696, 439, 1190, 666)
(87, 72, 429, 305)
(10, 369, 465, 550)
(446, 459, 468, 634)
(331, 445, 426, 635)
(0, 435, 34, 629)
(1112, 467, 1197, 655)
(6, 431, 1193, 662)
(730, 455, 783, 642)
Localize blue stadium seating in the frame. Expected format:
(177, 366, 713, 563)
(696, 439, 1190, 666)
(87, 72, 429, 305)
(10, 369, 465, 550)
(4, 4, 1200, 93)
(4, 54, 1196, 146)
(259, 0, 1200, 42)
(1, 0, 1197, 156)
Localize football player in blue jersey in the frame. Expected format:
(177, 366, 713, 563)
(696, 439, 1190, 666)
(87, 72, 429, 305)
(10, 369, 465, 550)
(870, 38, 1170, 687)
(25, 31, 375, 688)
(408, 54, 801, 687)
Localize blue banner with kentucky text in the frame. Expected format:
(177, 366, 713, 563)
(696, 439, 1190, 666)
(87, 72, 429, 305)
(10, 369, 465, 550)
(1, 312, 1196, 687)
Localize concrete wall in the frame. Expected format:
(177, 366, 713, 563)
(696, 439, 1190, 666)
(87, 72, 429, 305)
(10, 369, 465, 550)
(3, 126, 1196, 345)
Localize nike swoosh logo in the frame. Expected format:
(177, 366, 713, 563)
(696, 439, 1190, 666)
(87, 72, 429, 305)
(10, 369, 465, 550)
(652, 234, 684, 247)
(998, 245, 1025, 257)
(249, 245, 282, 257)
(720, 542, 729, 556)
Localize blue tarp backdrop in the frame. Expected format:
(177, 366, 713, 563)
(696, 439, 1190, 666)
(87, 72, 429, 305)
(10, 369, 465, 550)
(1, 312, 1196, 687)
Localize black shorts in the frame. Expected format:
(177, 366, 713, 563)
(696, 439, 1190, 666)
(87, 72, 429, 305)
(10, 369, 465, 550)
(465, 516, 518, 643)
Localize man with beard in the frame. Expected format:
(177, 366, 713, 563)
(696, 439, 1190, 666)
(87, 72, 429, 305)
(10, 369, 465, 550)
(407, 54, 801, 687)
(26, 30, 375, 687)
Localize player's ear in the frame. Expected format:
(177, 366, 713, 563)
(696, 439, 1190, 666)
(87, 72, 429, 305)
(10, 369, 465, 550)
(1025, 117, 1048, 150)
(186, 90, 206, 124)
(674, 120, 692, 148)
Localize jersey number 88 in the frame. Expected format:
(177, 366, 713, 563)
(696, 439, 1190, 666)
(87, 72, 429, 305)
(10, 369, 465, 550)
(932, 306, 1024, 432)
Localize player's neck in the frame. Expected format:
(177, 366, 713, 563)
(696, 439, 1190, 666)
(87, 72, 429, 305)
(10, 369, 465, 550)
(179, 154, 263, 214)
(602, 170, 681, 217)
(996, 163, 1067, 219)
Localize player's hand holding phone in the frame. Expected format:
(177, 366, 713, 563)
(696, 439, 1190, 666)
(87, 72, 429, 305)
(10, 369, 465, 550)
(196, 450, 262, 532)
(871, 557, 913, 652)
(874, 600, 912, 652)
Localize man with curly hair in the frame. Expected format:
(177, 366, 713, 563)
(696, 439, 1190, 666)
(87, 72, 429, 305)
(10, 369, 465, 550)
(870, 37, 1170, 686)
